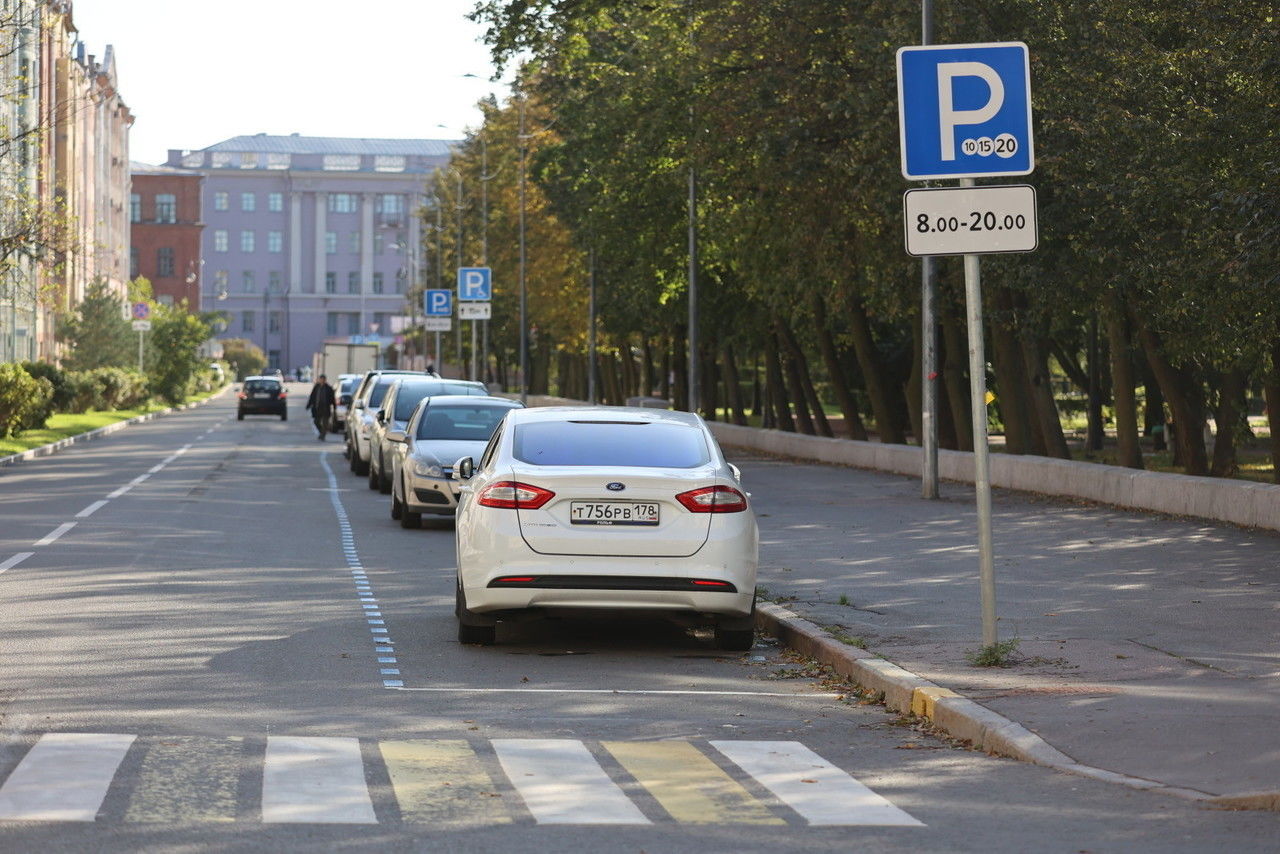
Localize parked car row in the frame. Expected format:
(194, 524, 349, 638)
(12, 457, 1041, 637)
(332, 370, 760, 650)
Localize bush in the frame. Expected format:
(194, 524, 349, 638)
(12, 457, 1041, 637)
(19, 361, 68, 426)
(0, 363, 53, 438)
(63, 371, 101, 413)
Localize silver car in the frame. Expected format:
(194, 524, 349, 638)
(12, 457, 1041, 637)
(389, 396, 523, 528)
(367, 377, 488, 493)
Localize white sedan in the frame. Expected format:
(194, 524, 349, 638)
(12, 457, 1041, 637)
(452, 407, 758, 649)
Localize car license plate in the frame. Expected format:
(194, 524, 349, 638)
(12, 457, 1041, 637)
(570, 501, 660, 526)
(253, 392, 270, 398)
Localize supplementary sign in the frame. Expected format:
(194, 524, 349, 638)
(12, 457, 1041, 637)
(422, 317, 452, 332)
(456, 267, 492, 301)
(897, 42, 1033, 180)
(131, 320, 151, 331)
(458, 302, 491, 320)
(904, 184, 1038, 256)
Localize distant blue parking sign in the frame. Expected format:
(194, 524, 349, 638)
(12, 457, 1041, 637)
(897, 42, 1034, 180)
(424, 289, 452, 316)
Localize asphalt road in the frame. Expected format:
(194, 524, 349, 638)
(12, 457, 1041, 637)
(0, 390, 1274, 852)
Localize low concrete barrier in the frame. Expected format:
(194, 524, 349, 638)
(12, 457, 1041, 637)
(707, 422, 1280, 534)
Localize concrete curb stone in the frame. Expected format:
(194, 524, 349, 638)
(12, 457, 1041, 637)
(0, 386, 231, 470)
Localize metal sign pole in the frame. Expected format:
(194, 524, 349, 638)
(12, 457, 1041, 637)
(138, 331, 144, 372)
(920, 0, 939, 499)
(471, 320, 478, 381)
(960, 180, 998, 647)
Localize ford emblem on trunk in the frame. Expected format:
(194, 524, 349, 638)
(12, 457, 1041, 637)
(606, 482, 626, 491)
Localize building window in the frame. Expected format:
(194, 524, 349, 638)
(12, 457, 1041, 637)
(211, 152, 233, 168)
(325, 272, 336, 293)
(374, 156, 406, 173)
(130, 248, 139, 278)
(242, 271, 255, 293)
(156, 247, 175, 278)
(346, 313, 360, 335)
(326, 312, 338, 335)
(267, 231, 282, 253)
(268, 271, 282, 293)
(155, 194, 176, 223)
(213, 191, 228, 211)
(214, 230, 228, 252)
(372, 312, 388, 334)
(181, 152, 204, 168)
(372, 272, 383, 294)
(325, 231, 337, 254)
(378, 194, 404, 215)
(328, 193, 358, 213)
(266, 153, 290, 170)
(129, 194, 141, 222)
(240, 231, 255, 252)
(395, 270, 405, 294)
(373, 232, 384, 254)
(241, 192, 256, 212)
(349, 232, 361, 254)
(157, 294, 174, 306)
(348, 272, 360, 294)
(268, 192, 283, 212)
(269, 311, 281, 333)
(214, 270, 228, 294)
(242, 310, 255, 332)
(240, 152, 258, 169)
(322, 154, 360, 171)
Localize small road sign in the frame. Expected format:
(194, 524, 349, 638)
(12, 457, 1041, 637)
(897, 42, 1034, 180)
(422, 317, 452, 332)
(424, 289, 453, 317)
(131, 320, 151, 332)
(458, 302, 491, 320)
(904, 185, 1038, 256)
(131, 302, 150, 320)
(457, 267, 492, 301)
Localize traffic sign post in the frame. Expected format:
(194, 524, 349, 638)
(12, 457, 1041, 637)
(897, 39, 1036, 650)
(457, 268, 492, 381)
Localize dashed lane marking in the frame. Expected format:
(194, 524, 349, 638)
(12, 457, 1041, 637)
(0, 552, 34, 574)
(33, 522, 76, 546)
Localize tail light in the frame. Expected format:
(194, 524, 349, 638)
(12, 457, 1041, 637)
(675, 485, 748, 513)
(237, 392, 247, 400)
(278, 391, 287, 399)
(477, 481, 555, 510)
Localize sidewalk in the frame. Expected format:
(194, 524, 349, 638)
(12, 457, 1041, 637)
(731, 447, 1280, 808)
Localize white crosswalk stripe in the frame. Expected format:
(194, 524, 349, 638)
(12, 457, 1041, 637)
(0, 733, 135, 822)
(262, 736, 376, 824)
(492, 738, 650, 824)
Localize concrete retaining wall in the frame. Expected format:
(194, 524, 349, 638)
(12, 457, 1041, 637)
(707, 422, 1280, 534)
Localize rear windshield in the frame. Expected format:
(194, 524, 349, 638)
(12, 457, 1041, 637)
(513, 421, 710, 468)
(339, 378, 359, 394)
(392, 382, 488, 419)
(244, 380, 280, 393)
(416, 404, 514, 442)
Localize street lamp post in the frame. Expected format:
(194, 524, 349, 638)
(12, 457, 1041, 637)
(518, 96, 529, 405)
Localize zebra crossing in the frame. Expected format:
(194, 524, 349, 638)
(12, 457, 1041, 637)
(0, 734, 923, 827)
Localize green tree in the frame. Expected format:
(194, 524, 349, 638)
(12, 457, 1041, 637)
(145, 300, 212, 405)
(221, 338, 266, 380)
(58, 279, 133, 370)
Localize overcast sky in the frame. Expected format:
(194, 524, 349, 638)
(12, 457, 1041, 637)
(72, 0, 508, 165)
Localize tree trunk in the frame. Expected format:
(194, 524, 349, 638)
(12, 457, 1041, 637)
(987, 307, 1035, 454)
(1134, 320, 1209, 476)
(940, 315, 973, 451)
(1105, 293, 1143, 469)
(778, 326, 816, 435)
(1086, 318, 1105, 451)
(845, 294, 904, 443)
(1141, 358, 1166, 450)
(764, 332, 795, 432)
(701, 344, 719, 420)
(620, 339, 636, 400)
(556, 349, 572, 399)
(1210, 368, 1245, 477)
(1021, 333, 1071, 459)
(779, 321, 832, 437)
(905, 311, 923, 445)
(812, 292, 866, 440)
(659, 338, 672, 401)
(1265, 339, 1280, 484)
(722, 344, 748, 426)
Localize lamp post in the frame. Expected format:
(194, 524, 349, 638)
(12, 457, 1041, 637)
(518, 95, 529, 404)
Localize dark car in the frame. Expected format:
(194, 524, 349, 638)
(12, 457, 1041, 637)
(237, 376, 288, 421)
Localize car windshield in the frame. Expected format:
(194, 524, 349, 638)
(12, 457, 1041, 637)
(244, 380, 280, 393)
(512, 420, 710, 468)
(416, 404, 514, 442)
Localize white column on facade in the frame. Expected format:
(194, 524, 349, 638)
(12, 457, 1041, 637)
(407, 194, 422, 291)
(289, 192, 303, 292)
(314, 193, 327, 295)
(360, 193, 375, 333)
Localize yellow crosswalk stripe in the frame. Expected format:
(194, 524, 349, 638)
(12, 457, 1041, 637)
(603, 741, 784, 825)
(123, 736, 240, 823)
(380, 739, 512, 826)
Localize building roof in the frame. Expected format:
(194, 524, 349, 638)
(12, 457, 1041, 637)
(201, 134, 458, 157)
(130, 161, 201, 176)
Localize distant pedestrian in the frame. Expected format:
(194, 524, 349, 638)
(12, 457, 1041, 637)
(305, 374, 336, 440)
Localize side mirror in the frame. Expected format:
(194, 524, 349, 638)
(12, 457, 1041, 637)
(375, 410, 385, 424)
(386, 429, 405, 443)
(729, 464, 742, 483)
(354, 400, 365, 410)
(453, 456, 474, 481)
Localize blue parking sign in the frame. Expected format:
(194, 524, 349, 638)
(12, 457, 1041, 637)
(424, 289, 452, 316)
(897, 42, 1034, 180)
(456, 267, 492, 301)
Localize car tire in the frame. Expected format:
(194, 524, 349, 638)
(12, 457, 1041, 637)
(280, 411, 287, 421)
(400, 506, 421, 529)
(714, 626, 755, 651)
(237, 411, 244, 421)
(391, 484, 404, 521)
(354, 454, 369, 477)
(456, 582, 495, 645)
(368, 456, 380, 490)
(378, 466, 392, 494)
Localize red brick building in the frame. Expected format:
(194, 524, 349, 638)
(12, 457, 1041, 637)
(129, 163, 204, 308)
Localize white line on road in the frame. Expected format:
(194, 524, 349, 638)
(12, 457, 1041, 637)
(710, 740, 923, 826)
(492, 739, 650, 824)
(130, 473, 150, 485)
(262, 736, 376, 824)
(0, 733, 136, 821)
(107, 485, 132, 499)
(392, 687, 841, 698)
(34, 522, 76, 546)
(147, 464, 164, 474)
(75, 500, 109, 518)
(0, 552, 34, 574)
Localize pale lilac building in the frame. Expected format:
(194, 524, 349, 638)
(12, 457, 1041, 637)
(166, 134, 454, 372)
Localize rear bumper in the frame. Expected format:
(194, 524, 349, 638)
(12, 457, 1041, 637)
(238, 401, 285, 414)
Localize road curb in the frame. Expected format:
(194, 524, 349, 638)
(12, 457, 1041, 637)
(752, 601, 1262, 808)
(0, 386, 231, 470)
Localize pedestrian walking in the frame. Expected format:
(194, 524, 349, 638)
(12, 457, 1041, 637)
(305, 374, 336, 440)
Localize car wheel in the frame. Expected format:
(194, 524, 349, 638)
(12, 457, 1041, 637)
(347, 443, 358, 470)
(714, 626, 755, 652)
(456, 582, 495, 645)
(378, 465, 392, 494)
(280, 411, 287, 421)
(390, 484, 404, 521)
(400, 506, 421, 529)
(368, 455, 380, 490)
